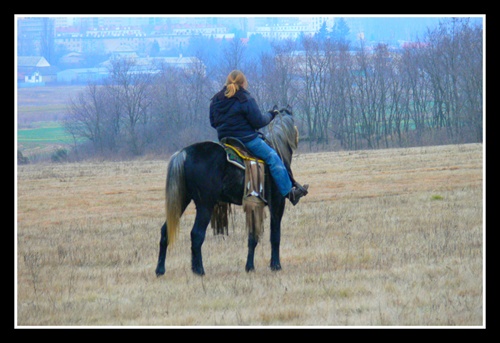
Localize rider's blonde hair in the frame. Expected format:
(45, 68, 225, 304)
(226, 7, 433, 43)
(224, 70, 248, 98)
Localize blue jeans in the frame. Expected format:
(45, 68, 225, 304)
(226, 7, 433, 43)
(244, 136, 292, 197)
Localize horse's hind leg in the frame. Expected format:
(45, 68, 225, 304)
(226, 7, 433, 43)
(155, 222, 168, 276)
(190, 205, 213, 276)
(155, 197, 190, 277)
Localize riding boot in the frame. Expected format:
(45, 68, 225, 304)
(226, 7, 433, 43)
(281, 157, 308, 196)
(287, 184, 309, 206)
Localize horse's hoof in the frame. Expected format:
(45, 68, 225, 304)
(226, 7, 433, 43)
(192, 268, 205, 276)
(270, 264, 282, 271)
(155, 267, 165, 277)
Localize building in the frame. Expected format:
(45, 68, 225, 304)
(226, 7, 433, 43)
(247, 17, 334, 40)
(247, 24, 315, 40)
(57, 67, 109, 84)
(17, 56, 58, 86)
(57, 55, 205, 84)
(17, 17, 54, 56)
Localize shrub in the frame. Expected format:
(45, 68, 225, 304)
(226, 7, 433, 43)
(51, 148, 68, 163)
(17, 150, 29, 165)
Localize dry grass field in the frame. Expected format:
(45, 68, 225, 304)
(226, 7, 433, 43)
(16, 143, 484, 327)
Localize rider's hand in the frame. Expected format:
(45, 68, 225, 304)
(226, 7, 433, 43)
(268, 105, 279, 118)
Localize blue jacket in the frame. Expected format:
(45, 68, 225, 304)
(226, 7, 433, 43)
(210, 87, 273, 143)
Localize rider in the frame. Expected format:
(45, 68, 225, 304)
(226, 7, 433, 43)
(209, 70, 308, 205)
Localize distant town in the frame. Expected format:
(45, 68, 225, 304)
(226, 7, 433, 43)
(16, 16, 340, 86)
(16, 16, 481, 87)
(17, 16, 335, 57)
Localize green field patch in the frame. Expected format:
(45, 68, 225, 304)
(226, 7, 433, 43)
(17, 123, 73, 145)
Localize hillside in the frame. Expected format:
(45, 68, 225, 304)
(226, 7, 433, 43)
(16, 143, 484, 326)
(17, 85, 86, 125)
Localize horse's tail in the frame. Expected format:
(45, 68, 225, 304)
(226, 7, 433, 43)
(165, 150, 187, 246)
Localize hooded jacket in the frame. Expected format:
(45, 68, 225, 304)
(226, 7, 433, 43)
(210, 87, 273, 143)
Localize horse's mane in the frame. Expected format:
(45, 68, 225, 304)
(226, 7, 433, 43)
(264, 107, 298, 167)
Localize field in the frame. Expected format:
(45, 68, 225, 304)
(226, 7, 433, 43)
(17, 85, 84, 119)
(17, 121, 73, 152)
(16, 85, 84, 158)
(16, 143, 484, 327)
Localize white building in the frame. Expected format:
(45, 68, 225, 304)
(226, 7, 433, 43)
(247, 16, 335, 40)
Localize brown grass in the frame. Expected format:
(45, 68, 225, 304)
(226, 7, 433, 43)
(16, 144, 484, 327)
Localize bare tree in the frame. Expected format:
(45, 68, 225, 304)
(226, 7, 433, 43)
(105, 57, 154, 155)
(420, 18, 483, 143)
(458, 20, 483, 142)
(40, 18, 55, 64)
(221, 36, 246, 72)
(353, 38, 378, 148)
(62, 18, 483, 160)
(149, 62, 214, 153)
(269, 40, 299, 107)
(298, 36, 334, 146)
(329, 40, 356, 149)
(64, 82, 117, 154)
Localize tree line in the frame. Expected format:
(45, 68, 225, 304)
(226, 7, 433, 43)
(63, 17, 482, 160)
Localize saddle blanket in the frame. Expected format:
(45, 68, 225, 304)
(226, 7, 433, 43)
(220, 142, 267, 204)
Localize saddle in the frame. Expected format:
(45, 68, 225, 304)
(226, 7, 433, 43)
(220, 137, 263, 170)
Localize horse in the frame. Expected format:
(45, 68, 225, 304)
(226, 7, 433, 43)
(155, 106, 301, 276)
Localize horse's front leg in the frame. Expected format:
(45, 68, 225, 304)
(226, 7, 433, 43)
(245, 234, 258, 272)
(190, 206, 212, 276)
(155, 222, 168, 276)
(270, 197, 285, 271)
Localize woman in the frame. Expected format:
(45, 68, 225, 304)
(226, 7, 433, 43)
(209, 70, 308, 205)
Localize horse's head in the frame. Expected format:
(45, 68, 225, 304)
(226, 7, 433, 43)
(279, 104, 293, 117)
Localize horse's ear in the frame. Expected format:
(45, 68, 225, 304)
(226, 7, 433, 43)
(286, 104, 293, 115)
